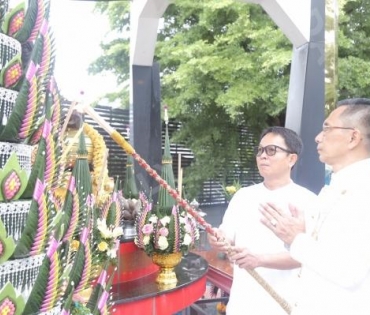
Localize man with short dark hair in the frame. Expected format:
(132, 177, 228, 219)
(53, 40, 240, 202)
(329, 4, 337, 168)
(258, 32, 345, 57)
(208, 126, 317, 315)
(260, 98, 370, 315)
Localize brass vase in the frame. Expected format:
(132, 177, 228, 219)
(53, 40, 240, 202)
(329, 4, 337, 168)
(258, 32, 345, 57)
(152, 252, 182, 288)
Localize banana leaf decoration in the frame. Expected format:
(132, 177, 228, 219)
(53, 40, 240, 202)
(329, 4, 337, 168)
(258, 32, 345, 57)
(0, 1, 9, 24)
(21, 82, 55, 198)
(13, 0, 50, 44)
(60, 290, 73, 315)
(0, 282, 26, 315)
(50, 77, 62, 137)
(13, 141, 53, 258)
(0, 59, 40, 142)
(23, 237, 63, 314)
(36, 19, 55, 87)
(59, 175, 80, 242)
(63, 227, 90, 300)
(157, 106, 176, 216)
(1, 1, 25, 36)
(72, 132, 93, 227)
(28, 18, 56, 98)
(134, 194, 152, 249)
(123, 155, 139, 199)
(0, 219, 16, 263)
(26, 77, 59, 147)
(171, 205, 181, 252)
(91, 271, 114, 315)
(74, 228, 92, 293)
(0, 54, 23, 89)
(101, 181, 121, 228)
(86, 261, 109, 312)
(0, 5, 56, 142)
(13, 173, 49, 258)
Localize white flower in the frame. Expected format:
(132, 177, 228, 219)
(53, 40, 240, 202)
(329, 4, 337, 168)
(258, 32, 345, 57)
(143, 235, 151, 245)
(97, 218, 107, 230)
(149, 215, 158, 224)
(98, 225, 113, 239)
(157, 236, 169, 250)
(112, 227, 124, 238)
(160, 216, 171, 226)
(179, 216, 186, 224)
(183, 233, 192, 246)
(184, 223, 192, 234)
(107, 248, 117, 259)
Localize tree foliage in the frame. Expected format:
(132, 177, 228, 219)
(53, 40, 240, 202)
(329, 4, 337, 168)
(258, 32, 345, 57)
(90, 0, 370, 198)
(338, 0, 370, 99)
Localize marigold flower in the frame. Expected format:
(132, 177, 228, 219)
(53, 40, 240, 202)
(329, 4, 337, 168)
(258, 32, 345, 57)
(98, 241, 108, 252)
(71, 240, 80, 251)
(226, 185, 237, 194)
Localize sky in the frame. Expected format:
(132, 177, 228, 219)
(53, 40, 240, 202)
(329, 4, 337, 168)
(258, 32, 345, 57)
(8, 0, 118, 104)
(50, 1, 118, 104)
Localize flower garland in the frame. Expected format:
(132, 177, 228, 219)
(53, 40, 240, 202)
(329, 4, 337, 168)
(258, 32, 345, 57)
(82, 123, 110, 202)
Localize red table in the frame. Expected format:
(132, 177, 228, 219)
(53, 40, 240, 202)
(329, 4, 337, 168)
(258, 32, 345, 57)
(110, 241, 208, 315)
(194, 250, 233, 294)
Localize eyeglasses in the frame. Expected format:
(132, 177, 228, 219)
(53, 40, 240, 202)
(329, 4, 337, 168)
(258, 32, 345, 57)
(254, 145, 294, 157)
(322, 126, 355, 133)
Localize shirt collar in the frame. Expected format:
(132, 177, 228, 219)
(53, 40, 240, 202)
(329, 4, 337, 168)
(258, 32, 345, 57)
(330, 158, 370, 190)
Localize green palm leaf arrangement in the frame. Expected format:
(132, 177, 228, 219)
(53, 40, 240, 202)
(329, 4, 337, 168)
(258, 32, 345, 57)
(13, 161, 50, 258)
(0, 282, 26, 315)
(13, 0, 50, 44)
(86, 261, 109, 312)
(23, 237, 64, 314)
(62, 227, 90, 301)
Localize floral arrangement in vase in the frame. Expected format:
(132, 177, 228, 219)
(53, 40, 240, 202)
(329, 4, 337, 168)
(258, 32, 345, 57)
(134, 195, 199, 256)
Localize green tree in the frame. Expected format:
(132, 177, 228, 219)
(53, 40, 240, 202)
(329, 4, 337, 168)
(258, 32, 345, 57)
(89, 1, 131, 108)
(90, 0, 291, 197)
(338, 0, 370, 99)
(91, 0, 370, 198)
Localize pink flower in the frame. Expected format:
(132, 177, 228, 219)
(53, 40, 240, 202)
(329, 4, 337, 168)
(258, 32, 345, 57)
(142, 224, 154, 234)
(159, 227, 169, 237)
(185, 223, 192, 234)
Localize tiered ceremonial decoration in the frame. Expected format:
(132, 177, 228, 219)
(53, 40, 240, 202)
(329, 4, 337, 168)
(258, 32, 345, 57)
(0, 1, 122, 314)
(134, 107, 199, 288)
(120, 130, 141, 238)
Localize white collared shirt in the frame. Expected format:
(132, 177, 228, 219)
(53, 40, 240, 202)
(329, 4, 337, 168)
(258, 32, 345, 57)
(221, 182, 317, 315)
(290, 158, 370, 315)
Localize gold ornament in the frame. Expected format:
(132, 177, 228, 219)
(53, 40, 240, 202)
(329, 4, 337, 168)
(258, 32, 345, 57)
(152, 252, 182, 289)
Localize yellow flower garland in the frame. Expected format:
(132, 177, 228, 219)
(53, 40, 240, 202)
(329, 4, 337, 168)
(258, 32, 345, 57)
(82, 123, 110, 201)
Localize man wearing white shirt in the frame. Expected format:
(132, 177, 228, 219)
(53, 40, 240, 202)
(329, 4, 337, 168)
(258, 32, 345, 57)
(261, 98, 370, 315)
(208, 126, 317, 315)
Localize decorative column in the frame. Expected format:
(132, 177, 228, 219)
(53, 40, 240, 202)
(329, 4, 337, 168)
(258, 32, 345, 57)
(130, 0, 170, 201)
(244, 0, 326, 193)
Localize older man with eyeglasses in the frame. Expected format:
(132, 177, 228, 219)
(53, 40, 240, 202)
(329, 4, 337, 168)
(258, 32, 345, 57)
(207, 126, 318, 315)
(260, 98, 370, 315)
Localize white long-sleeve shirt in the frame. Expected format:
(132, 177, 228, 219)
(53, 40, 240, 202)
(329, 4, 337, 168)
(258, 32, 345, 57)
(220, 182, 317, 315)
(290, 158, 370, 315)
